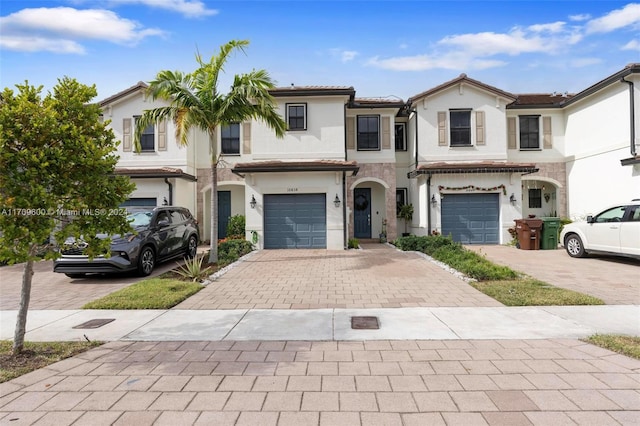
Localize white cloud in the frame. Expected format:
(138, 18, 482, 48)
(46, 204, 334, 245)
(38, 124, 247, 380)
(570, 57, 602, 67)
(622, 39, 640, 51)
(341, 50, 358, 62)
(586, 3, 640, 33)
(367, 52, 506, 72)
(0, 7, 164, 53)
(108, 0, 218, 18)
(528, 21, 566, 33)
(569, 13, 591, 22)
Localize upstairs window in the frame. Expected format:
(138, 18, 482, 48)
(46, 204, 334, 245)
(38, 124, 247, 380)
(357, 115, 380, 150)
(221, 123, 240, 155)
(519, 115, 540, 149)
(450, 110, 471, 146)
(395, 123, 406, 151)
(287, 103, 307, 130)
(135, 116, 155, 152)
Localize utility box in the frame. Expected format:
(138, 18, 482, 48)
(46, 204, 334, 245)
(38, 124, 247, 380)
(514, 218, 543, 250)
(541, 217, 560, 250)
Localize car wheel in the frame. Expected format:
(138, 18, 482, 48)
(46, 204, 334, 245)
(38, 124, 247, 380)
(137, 246, 155, 276)
(565, 234, 586, 258)
(185, 235, 197, 259)
(65, 273, 85, 279)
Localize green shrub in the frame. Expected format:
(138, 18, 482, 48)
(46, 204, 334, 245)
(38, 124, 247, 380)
(348, 238, 359, 249)
(226, 215, 246, 239)
(218, 239, 253, 265)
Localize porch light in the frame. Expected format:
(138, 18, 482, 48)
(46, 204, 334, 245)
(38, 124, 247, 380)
(162, 197, 168, 206)
(334, 194, 341, 208)
(431, 194, 437, 206)
(250, 195, 257, 209)
(509, 193, 517, 205)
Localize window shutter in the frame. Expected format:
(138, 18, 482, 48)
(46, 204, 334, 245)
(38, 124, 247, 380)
(242, 122, 251, 154)
(381, 116, 391, 149)
(346, 117, 355, 150)
(158, 120, 167, 151)
(543, 116, 552, 149)
(437, 112, 447, 146)
(507, 117, 516, 149)
(122, 118, 132, 152)
(475, 111, 485, 146)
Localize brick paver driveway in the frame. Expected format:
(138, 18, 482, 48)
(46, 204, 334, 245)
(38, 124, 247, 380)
(177, 244, 501, 310)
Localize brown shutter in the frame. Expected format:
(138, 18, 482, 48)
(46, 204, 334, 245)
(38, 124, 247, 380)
(242, 122, 251, 154)
(437, 112, 447, 146)
(122, 118, 131, 151)
(158, 120, 167, 151)
(346, 117, 355, 150)
(475, 111, 485, 146)
(507, 117, 516, 149)
(542, 116, 552, 149)
(381, 116, 391, 149)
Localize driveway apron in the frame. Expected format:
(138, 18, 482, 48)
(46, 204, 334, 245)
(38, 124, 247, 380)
(176, 244, 502, 310)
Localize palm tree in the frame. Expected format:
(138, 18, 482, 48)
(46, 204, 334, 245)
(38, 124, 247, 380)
(134, 40, 286, 262)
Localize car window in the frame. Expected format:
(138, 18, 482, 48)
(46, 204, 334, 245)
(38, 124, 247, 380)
(629, 206, 640, 222)
(594, 206, 626, 223)
(171, 210, 185, 224)
(156, 210, 171, 224)
(128, 212, 152, 227)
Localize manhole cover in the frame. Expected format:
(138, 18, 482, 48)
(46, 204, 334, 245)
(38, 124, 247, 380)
(72, 319, 115, 329)
(351, 316, 379, 330)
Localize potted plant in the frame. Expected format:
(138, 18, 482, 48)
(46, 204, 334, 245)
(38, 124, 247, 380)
(398, 204, 414, 236)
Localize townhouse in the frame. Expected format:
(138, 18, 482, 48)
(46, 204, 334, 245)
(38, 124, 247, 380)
(100, 64, 639, 249)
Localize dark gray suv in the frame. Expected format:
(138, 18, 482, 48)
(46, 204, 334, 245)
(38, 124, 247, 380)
(53, 206, 199, 278)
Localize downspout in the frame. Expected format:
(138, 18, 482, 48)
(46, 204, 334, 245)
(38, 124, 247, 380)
(164, 178, 173, 205)
(411, 107, 418, 168)
(426, 174, 432, 235)
(343, 172, 348, 250)
(621, 77, 637, 157)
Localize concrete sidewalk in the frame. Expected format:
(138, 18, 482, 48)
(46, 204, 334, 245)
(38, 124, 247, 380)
(2, 305, 638, 343)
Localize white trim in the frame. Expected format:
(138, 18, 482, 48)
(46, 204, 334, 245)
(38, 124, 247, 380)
(350, 177, 390, 190)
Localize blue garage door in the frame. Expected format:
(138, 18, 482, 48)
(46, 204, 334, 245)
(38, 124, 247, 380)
(441, 193, 500, 244)
(264, 194, 326, 249)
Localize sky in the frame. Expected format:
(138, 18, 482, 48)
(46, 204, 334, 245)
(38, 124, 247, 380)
(2, 1, 640, 102)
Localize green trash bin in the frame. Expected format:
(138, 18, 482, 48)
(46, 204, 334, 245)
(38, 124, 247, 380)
(541, 217, 560, 250)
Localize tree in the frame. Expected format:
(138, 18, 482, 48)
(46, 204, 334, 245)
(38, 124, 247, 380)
(0, 78, 135, 354)
(134, 40, 286, 263)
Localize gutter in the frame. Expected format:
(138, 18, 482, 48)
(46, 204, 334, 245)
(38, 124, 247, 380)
(621, 77, 637, 158)
(426, 175, 432, 235)
(342, 172, 348, 250)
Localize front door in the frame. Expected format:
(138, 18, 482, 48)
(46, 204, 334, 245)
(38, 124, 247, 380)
(218, 191, 231, 239)
(354, 188, 371, 238)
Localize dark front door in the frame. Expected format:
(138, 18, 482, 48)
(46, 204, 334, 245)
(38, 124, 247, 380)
(218, 191, 231, 239)
(353, 188, 371, 238)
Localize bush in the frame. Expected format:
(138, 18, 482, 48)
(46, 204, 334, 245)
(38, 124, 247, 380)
(218, 238, 253, 265)
(226, 215, 246, 239)
(348, 238, 359, 249)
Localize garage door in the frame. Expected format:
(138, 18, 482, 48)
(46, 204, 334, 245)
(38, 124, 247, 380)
(264, 194, 326, 249)
(441, 193, 500, 244)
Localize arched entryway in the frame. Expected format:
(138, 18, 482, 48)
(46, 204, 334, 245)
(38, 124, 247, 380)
(201, 181, 246, 243)
(521, 176, 563, 218)
(349, 178, 394, 240)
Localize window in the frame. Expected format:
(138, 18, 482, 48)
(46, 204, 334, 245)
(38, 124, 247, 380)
(528, 189, 542, 208)
(594, 206, 626, 223)
(287, 103, 307, 130)
(519, 115, 540, 149)
(396, 188, 408, 216)
(395, 123, 406, 151)
(357, 116, 380, 150)
(221, 123, 240, 155)
(450, 110, 471, 146)
(135, 116, 155, 152)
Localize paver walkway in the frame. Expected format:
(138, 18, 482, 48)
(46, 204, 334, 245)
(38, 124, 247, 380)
(176, 245, 502, 310)
(2, 338, 639, 425)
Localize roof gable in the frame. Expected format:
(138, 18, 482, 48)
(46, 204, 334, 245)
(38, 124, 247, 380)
(99, 81, 148, 107)
(409, 73, 516, 104)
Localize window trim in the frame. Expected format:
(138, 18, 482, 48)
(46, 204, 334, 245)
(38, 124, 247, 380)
(134, 115, 155, 152)
(396, 188, 408, 216)
(221, 122, 241, 155)
(357, 115, 381, 151)
(519, 114, 541, 151)
(449, 109, 472, 147)
(395, 123, 407, 151)
(286, 103, 307, 131)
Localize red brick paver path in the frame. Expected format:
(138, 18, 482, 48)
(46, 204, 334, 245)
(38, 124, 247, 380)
(176, 245, 501, 310)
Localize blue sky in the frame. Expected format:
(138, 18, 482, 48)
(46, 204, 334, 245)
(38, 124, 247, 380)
(2, 1, 640, 101)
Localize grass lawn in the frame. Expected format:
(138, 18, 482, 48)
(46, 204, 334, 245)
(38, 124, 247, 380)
(0, 340, 102, 383)
(584, 334, 640, 359)
(82, 278, 203, 309)
(471, 278, 605, 306)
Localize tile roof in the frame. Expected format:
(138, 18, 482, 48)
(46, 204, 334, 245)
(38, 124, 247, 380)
(232, 159, 359, 176)
(114, 167, 197, 181)
(98, 81, 148, 107)
(409, 73, 516, 103)
(409, 161, 538, 177)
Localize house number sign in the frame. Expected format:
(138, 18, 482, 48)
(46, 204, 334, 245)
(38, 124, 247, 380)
(287, 188, 299, 192)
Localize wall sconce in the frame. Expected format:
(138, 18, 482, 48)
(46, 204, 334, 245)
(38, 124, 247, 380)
(431, 194, 437, 206)
(509, 193, 517, 205)
(162, 197, 168, 206)
(250, 195, 257, 209)
(334, 194, 341, 208)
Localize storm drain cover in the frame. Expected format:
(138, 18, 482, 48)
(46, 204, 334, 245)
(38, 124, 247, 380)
(351, 316, 379, 330)
(73, 319, 115, 329)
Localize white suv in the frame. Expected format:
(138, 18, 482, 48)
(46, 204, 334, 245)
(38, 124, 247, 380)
(560, 200, 640, 259)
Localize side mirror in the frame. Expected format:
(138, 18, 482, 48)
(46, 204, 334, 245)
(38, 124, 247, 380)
(157, 218, 170, 228)
(586, 215, 594, 223)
